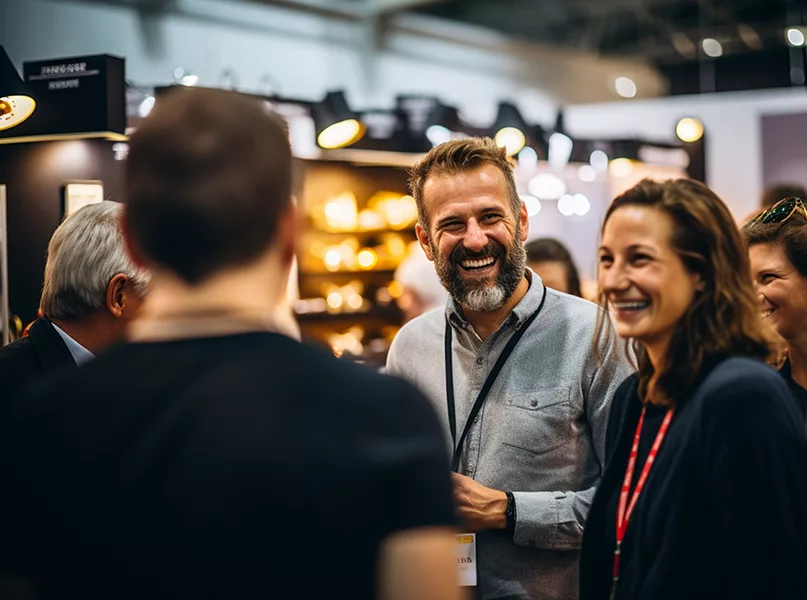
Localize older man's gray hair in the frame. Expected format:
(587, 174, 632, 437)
(40, 202, 150, 322)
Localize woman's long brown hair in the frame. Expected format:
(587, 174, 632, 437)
(596, 179, 773, 406)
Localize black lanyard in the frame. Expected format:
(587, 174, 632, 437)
(444, 285, 547, 472)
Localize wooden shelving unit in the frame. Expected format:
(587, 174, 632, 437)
(293, 151, 422, 367)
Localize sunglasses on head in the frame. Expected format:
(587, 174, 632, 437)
(746, 196, 807, 227)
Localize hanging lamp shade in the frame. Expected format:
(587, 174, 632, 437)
(313, 91, 365, 149)
(492, 101, 528, 156)
(0, 46, 36, 131)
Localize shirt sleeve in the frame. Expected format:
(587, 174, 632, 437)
(513, 318, 633, 550)
(378, 377, 457, 535)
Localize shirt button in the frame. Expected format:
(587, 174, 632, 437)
(476, 357, 484, 365)
(530, 400, 538, 407)
(473, 416, 480, 423)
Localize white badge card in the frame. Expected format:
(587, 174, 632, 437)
(456, 533, 477, 586)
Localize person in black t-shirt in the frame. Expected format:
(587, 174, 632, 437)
(580, 179, 807, 600)
(0, 88, 462, 600)
(743, 196, 807, 425)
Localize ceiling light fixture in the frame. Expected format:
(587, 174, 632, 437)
(0, 46, 36, 132)
(614, 76, 637, 98)
(425, 102, 459, 147)
(314, 90, 366, 150)
(590, 149, 609, 173)
(787, 28, 806, 47)
(548, 110, 573, 170)
(676, 117, 704, 143)
(493, 101, 528, 156)
(702, 38, 723, 58)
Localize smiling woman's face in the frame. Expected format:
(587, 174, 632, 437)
(749, 243, 807, 343)
(598, 205, 701, 353)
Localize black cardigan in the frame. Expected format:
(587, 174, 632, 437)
(579, 356, 807, 600)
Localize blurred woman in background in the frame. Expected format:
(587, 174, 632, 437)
(525, 237, 582, 297)
(743, 196, 807, 423)
(579, 179, 807, 600)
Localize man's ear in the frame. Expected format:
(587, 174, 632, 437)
(106, 273, 128, 318)
(416, 224, 434, 261)
(518, 199, 530, 242)
(277, 202, 298, 267)
(120, 211, 149, 269)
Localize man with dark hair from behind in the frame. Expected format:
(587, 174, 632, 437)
(0, 89, 462, 600)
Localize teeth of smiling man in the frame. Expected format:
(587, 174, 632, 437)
(461, 257, 495, 269)
(761, 309, 774, 318)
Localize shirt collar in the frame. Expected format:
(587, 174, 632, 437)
(51, 323, 95, 366)
(444, 268, 545, 331)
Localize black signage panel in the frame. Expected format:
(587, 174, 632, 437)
(0, 54, 125, 140)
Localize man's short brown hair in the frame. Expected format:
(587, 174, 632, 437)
(408, 137, 520, 233)
(125, 88, 292, 284)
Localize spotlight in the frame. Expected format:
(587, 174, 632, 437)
(425, 103, 459, 147)
(0, 46, 36, 132)
(138, 96, 155, 118)
(518, 146, 538, 170)
(173, 67, 199, 87)
(702, 38, 723, 58)
(614, 77, 637, 99)
(590, 150, 609, 173)
(314, 91, 365, 150)
(548, 110, 573, 170)
(676, 117, 704, 143)
(493, 101, 528, 156)
(787, 28, 806, 47)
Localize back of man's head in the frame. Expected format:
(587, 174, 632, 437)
(41, 202, 150, 322)
(125, 88, 292, 284)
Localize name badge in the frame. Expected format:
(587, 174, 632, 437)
(456, 533, 477, 586)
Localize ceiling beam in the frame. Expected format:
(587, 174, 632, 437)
(363, 0, 448, 16)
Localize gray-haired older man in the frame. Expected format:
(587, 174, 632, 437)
(0, 201, 149, 398)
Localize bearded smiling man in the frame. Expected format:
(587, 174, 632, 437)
(386, 138, 633, 600)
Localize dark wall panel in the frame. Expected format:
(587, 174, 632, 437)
(0, 139, 124, 325)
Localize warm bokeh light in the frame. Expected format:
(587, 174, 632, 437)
(0, 95, 36, 131)
(357, 248, 378, 270)
(494, 126, 526, 156)
(675, 117, 704, 143)
(317, 119, 363, 149)
(608, 158, 634, 178)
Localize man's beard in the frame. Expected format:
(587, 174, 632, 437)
(431, 227, 527, 313)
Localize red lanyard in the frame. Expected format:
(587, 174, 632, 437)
(610, 404, 675, 599)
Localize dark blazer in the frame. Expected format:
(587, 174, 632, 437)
(0, 317, 77, 403)
(579, 357, 807, 600)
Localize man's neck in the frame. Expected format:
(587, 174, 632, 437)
(462, 275, 529, 341)
(788, 336, 807, 390)
(50, 314, 119, 355)
(129, 257, 298, 342)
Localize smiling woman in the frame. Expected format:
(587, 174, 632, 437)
(743, 196, 807, 420)
(579, 179, 807, 600)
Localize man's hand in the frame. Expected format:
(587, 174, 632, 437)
(451, 472, 508, 532)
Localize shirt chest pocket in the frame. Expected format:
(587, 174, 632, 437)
(501, 387, 572, 456)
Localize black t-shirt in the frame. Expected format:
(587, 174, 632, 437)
(581, 357, 807, 600)
(0, 332, 455, 599)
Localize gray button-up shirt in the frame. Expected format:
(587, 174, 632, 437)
(386, 272, 633, 600)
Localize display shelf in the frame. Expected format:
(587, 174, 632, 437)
(294, 153, 414, 361)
